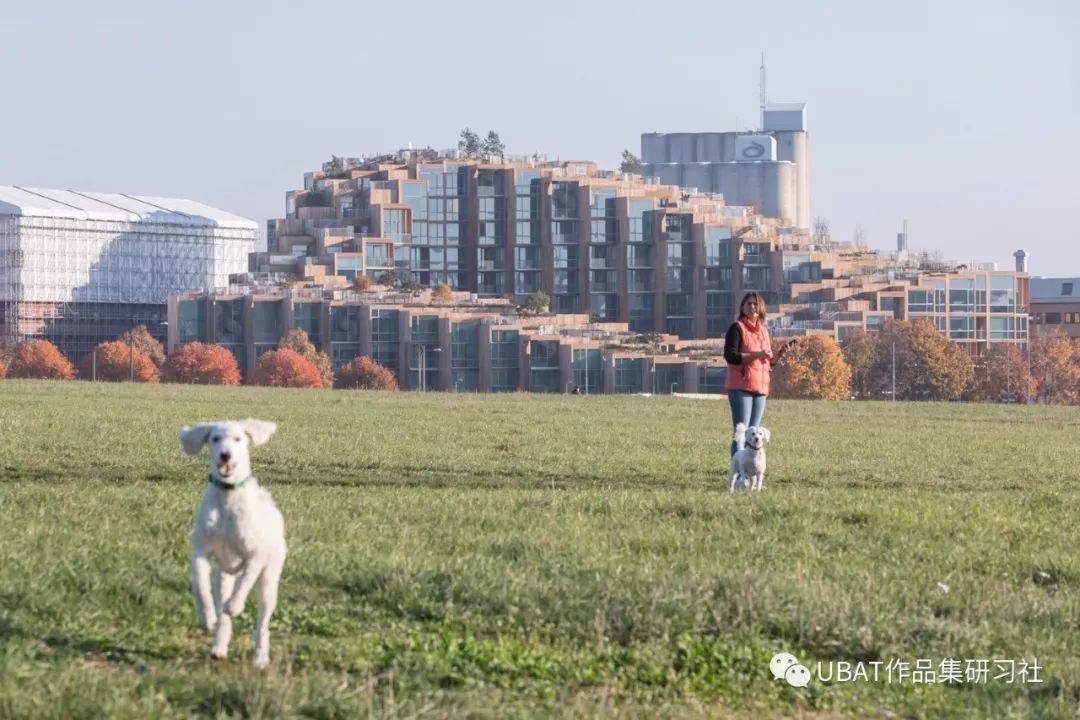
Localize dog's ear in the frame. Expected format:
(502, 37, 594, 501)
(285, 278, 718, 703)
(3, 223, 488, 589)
(761, 427, 771, 442)
(241, 419, 277, 446)
(179, 424, 215, 455)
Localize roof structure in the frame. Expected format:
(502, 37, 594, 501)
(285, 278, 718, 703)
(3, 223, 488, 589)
(1031, 277, 1080, 303)
(0, 186, 257, 229)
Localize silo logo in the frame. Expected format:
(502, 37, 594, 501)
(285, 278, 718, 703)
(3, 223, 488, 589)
(741, 141, 766, 159)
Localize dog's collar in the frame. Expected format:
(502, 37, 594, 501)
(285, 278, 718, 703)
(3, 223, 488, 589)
(208, 474, 252, 491)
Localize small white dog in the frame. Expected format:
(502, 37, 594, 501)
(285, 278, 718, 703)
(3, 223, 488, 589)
(180, 419, 286, 669)
(728, 422, 771, 492)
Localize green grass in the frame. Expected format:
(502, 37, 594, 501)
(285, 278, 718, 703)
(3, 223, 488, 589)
(0, 380, 1077, 718)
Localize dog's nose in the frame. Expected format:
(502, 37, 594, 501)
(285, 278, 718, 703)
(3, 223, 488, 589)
(219, 452, 231, 463)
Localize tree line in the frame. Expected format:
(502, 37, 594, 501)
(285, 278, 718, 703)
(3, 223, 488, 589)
(773, 319, 1078, 403)
(0, 327, 398, 391)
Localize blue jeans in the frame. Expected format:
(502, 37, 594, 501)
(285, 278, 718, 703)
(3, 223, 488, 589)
(728, 390, 767, 456)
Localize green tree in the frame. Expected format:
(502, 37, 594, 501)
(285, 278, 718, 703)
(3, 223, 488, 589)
(482, 131, 505, 161)
(522, 291, 550, 315)
(620, 149, 642, 174)
(458, 128, 482, 158)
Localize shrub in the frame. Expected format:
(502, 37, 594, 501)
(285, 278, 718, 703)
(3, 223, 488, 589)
(335, 356, 398, 390)
(278, 329, 333, 388)
(7, 340, 75, 380)
(117, 325, 166, 366)
(161, 343, 242, 385)
(251, 349, 324, 388)
(77, 341, 158, 383)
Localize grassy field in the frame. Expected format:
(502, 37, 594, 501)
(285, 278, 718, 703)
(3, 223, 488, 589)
(0, 380, 1077, 719)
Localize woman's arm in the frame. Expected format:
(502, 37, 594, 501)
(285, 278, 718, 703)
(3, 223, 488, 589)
(724, 324, 744, 365)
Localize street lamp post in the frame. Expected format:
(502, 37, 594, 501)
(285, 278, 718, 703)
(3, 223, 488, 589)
(128, 331, 135, 382)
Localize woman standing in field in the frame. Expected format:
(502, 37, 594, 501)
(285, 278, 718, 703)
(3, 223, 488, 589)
(723, 292, 795, 456)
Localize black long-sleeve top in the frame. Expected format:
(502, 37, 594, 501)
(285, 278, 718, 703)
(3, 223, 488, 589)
(724, 322, 745, 365)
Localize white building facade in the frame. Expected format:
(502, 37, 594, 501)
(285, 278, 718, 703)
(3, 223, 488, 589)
(0, 186, 256, 361)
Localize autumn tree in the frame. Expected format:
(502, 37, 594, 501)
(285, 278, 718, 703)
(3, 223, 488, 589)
(117, 325, 166, 367)
(352, 274, 372, 292)
(969, 344, 1035, 402)
(840, 328, 876, 399)
(772, 335, 852, 400)
(1030, 332, 1080, 404)
(251, 349, 324, 388)
(0, 357, 8, 379)
(335, 356, 399, 390)
(432, 283, 454, 303)
(161, 342, 241, 385)
(7, 340, 75, 380)
(867, 320, 974, 401)
(78, 341, 158, 383)
(278, 328, 333, 388)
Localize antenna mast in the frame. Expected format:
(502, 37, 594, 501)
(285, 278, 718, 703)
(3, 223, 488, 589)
(759, 52, 767, 130)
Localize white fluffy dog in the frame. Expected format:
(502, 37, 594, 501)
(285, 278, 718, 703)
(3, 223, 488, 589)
(728, 422, 771, 492)
(180, 419, 286, 669)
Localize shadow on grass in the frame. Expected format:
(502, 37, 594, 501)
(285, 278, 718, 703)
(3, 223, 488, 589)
(43, 633, 178, 664)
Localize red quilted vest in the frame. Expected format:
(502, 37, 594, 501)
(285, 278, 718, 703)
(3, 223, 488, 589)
(725, 316, 772, 396)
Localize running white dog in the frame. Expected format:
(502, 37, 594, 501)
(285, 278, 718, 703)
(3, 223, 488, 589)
(180, 419, 286, 669)
(728, 422, 771, 492)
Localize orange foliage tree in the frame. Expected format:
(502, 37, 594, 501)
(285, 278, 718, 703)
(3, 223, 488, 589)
(251, 349, 324, 388)
(969, 344, 1035, 402)
(868, 320, 974, 401)
(278, 329, 333, 388)
(772, 335, 852, 400)
(1030, 333, 1080, 405)
(78, 341, 158, 382)
(840, 328, 876, 399)
(117, 325, 166, 366)
(7, 340, 75, 380)
(335, 356, 399, 390)
(0, 357, 8, 379)
(352, 275, 372, 292)
(161, 342, 242, 385)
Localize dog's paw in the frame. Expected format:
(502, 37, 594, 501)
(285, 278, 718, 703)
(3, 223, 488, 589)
(210, 646, 229, 660)
(252, 651, 270, 669)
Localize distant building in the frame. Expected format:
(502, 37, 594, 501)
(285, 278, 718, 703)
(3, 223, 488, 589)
(641, 103, 811, 230)
(258, 152, 795, 340)
(1030, 277, 1080, 339)
(167, 286, 728, 394)
(0, 186, 256, 361)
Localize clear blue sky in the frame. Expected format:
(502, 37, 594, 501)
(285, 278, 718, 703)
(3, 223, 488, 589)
(1, 0, 1077, 274)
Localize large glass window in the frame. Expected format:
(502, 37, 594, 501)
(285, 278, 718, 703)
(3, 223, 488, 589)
(615, 358, 644, 393)
(949, 278, 976, 313)
(293, 302, 321, 347)
(451, 321, 480, 391)
(572, 349, 602, 393)
(990, 276, 1017, 312)
(179, 299, 206, 343)
(254, 302, 282, 344)
(704, 227, 732, 266)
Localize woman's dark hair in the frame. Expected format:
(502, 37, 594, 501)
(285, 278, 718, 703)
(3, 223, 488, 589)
(738, 292, 767, 321)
